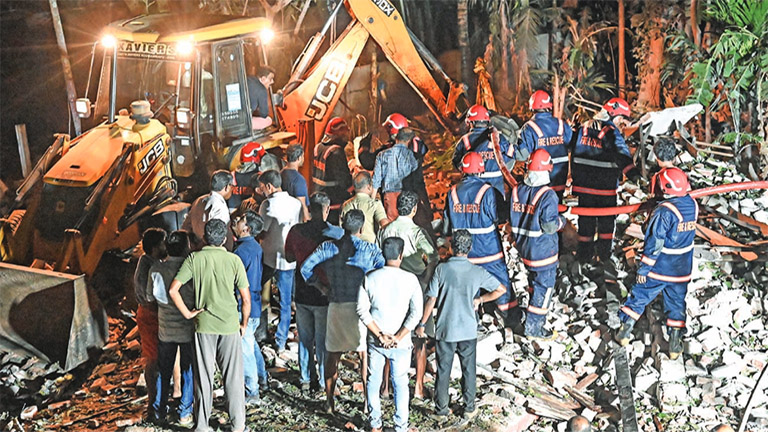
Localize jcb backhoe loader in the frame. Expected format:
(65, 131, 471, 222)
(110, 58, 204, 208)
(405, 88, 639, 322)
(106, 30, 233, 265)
(0, 0, 468, 370)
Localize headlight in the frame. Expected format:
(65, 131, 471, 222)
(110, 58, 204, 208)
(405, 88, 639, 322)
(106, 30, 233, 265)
(100, 34, 116, 49)
(176, 40, 194, 56)
(75, 98, 92, 118)
(176, 108, 192, 128)
(259, 28, 275, 45)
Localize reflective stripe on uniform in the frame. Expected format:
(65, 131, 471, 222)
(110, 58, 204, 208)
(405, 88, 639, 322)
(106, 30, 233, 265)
(572, 157, 617, 169)
(660, 202, 683, 222)
(597, 126, 611, 139)
(465, 226, 496, 235)
(313, 178, 340, 187)
(462, 135, 471, 150)
(527, 121, 544, 138)
(577, 235, 594, 242)
(478, 171, 503, 178)
(498, 299, 519, 311)
(522, 254, 558, 268)
(551, 184, 566, 191)
(572, 186, 617, 196)
(551, 156, 569, 164)
(468, 252, 504, 264)
(557, 119, 564, 135)
(527, 304, 548, 315)
(510, 226, 544, 237)
(667, 319, 686, 328)
(475, 184, 491, 204)
(622, 164, 635, 174)
(647, 272, 691, 283)
(620, 306, 641, 320)
(661, 244, 694, 255)
(531, 186, 551, 207)
(598, 233, 614, 240)
(641, 255, 657, 266)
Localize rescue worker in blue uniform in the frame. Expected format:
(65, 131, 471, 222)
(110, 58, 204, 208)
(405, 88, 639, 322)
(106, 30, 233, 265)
(514, 90, 573, 199)
(616, 167, 697, 360)
(444, 152, 522, 329)
(509, 149, 567, 340)
(452, 105, 514, 196)
(312, 117, 354, 224)
(572, 97, 641, 264)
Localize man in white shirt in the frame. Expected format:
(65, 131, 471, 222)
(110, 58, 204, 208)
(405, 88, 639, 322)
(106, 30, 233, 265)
(182, 170, 234, 250)
(357, 236, 423, 432)
(258, 170, 303, 352)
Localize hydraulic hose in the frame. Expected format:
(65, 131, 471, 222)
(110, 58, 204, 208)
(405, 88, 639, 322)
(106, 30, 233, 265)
(557, 180, 768, 216)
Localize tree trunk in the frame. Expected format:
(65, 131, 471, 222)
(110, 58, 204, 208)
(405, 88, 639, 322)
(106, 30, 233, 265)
(636, 25, 663, 110)
(617, 0, 626, 99)
(49, 0, 81, 136)
(500, 1, 510, 93)
(457, 0, 471, 86)
(691, 0, 700, 47)
(369, 51, 378, 126)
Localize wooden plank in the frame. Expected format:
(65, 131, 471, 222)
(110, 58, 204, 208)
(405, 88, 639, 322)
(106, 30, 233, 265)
(575, 373, 599, 391)
(526, 397, 577, 421)
(700, 204, 768, 237)
(564, 385, 602, 412)
(696, 223, 758, 261)
(614, 347, 639, 432)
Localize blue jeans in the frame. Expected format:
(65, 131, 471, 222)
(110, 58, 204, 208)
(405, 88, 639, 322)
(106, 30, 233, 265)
(295, 303, 328, 386)
(366, 345, 411, 432)
(242, 317, 269, 398)
(153, 340, 193, 419)
(275, 269, 295, 350)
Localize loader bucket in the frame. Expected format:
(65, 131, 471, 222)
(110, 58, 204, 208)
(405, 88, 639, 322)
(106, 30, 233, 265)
(0, 263, 108, 371)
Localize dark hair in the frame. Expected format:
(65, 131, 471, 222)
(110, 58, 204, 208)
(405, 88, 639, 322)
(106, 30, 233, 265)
(166, 230, 191, 257)
(204, 219, 228, 246)
(258, 169, 282, 189)
(353, 171, 372, 192)
(286, 144, 304, 162)
(381, 237, 404, 261)
(211, 170, 233, 192)
(342, 209, 365, 234)
(242, 210, 264, 236)
(142, 227, 167, 254)
(249, 172, 261, 190)
(396, 190, 419, 216)
(395, 127, 416, 144)
(256, 66, 275, 79)
(309, 192, 331, 218)
(653, 137, 678, 163)
(451, 229, 473, 255)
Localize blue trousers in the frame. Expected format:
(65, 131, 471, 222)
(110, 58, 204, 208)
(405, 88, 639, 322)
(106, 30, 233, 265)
(619, 278, 688, 329)
(524, 267, 557, 330)
(296, 303, 328, 386)
(366, 345, 411, 431)
(154, 340, 193, 419)
(478, 258, 520, 326)
(274, 269, 295, 350)
(242, 317, 268, 398)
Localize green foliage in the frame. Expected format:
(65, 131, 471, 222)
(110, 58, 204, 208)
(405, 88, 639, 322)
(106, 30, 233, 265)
(687, 0, 768, 137)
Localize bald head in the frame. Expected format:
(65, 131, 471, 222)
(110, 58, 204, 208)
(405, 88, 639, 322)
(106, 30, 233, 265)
(711, 425, 735, 432)
(566, 415, 592, 432)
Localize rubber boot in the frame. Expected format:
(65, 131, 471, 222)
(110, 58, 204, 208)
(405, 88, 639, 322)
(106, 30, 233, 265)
(668, 328, 683, 360)
(615, 319, 635, 346)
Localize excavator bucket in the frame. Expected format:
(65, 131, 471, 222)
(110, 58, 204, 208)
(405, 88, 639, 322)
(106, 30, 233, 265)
(0, 263, 108, 371)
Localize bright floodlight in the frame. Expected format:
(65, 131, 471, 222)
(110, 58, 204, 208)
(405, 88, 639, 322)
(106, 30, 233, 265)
(259, 28, 275, 44)
(100, 34, 117, 48)
(177, 40, 194, 56)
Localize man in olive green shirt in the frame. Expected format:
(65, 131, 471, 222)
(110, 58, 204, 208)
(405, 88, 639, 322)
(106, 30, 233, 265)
(376, 190, 438, 399)
(170, 219, 250, 432)
(341, 171, 389, 243)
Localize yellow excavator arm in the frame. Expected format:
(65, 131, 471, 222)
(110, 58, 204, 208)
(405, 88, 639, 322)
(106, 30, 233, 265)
(278, 0, 466, 145)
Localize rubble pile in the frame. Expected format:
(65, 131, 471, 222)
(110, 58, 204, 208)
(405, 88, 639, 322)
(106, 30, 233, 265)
(3, 135, 768, 431)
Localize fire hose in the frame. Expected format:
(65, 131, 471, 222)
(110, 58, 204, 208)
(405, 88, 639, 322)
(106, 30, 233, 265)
(556, 181, 768, 216)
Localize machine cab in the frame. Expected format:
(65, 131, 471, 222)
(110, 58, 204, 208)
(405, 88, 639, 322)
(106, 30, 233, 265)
(79, 14, 291, 179)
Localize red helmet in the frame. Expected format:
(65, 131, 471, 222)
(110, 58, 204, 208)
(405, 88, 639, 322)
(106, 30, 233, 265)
(466, 105, 490, 123)
(529, 90, 553, 111)
(460, 152, 485, 174)
(382, 113, 409, 136)
(240, 141, 265, 164)
(658, 167, 690, 197)
(325, 117, 349, 135)
(604, 97, 631, 118)
(528, 148, 553, 172)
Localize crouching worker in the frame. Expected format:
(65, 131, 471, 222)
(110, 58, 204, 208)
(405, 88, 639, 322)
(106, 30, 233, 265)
(616, 167, 697, 359)
(509, 149, 566, 340)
